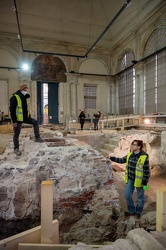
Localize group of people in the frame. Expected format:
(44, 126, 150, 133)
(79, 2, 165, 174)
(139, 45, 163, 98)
(78, 110, 101, 130)
(9, 82, 150, 218)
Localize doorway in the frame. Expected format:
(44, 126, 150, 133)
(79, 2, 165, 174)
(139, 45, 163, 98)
(37, 82, 59, 124)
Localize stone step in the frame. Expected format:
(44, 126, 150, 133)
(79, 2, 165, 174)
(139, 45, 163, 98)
(46, 142, 65, 147)
(44, 138, 65, 147)
(44, 138, 65, 143)
(127, 228, 165, 250)
(150, 231, 166, 248)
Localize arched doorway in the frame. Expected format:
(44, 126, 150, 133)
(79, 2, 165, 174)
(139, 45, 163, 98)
(31, 55, 66, 124)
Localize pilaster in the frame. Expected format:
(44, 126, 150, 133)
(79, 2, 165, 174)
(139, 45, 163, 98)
(134, 62, 145, 115)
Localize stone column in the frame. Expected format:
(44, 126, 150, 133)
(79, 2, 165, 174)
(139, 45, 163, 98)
(134, 62, 144, 115)
(111, 83, 116, 115)
(114, 76, 119, 115)
(111, 77, 116, 114)
(106, 77, 112, 115)
(71, 81, 77, 116)
(30, 81, 37, 119)
(59, 82, 64, 123)
(65, 75, 71, 117)
(66, 73, 78, 118)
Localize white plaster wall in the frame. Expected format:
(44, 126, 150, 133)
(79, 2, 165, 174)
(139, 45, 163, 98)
(0, 2, 164, 122)
(77, 58, 109, 116)
(0, 49, 20, 115)
(78, 58, 108, 75)
(77, 76, 108, 116)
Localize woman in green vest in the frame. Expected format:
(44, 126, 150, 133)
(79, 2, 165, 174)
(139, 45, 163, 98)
(109, 140, 150, 219)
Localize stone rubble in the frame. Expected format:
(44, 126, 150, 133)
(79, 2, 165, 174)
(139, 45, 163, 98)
(0, 128, 166, 244)
(67, 228, 166, 250)
(0, 130, 120, 243)
(104, 130, 166, 175)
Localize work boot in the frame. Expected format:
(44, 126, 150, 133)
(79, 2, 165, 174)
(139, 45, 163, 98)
(124, 211, 135, 217)
(35, 137, 45, 143)
(135, 214, 141, 219)
(14, 148, 22, 156)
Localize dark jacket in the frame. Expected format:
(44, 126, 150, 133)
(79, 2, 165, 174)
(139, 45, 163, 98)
(79, 112, 86, 123)
(93, 113, 100, 121)
(110, 150, 150, 185)
(10, 90, 30, 123)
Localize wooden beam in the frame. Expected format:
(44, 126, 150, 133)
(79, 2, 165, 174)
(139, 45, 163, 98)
(0, 220, 59, 250)
(18, 243, 104, 250)
(156, 188, 166, 231)
(41, 180, 54, 244)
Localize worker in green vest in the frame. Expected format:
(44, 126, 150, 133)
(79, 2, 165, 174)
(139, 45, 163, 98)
(109, 140, 150, 219)
(10, 82, 44, 156)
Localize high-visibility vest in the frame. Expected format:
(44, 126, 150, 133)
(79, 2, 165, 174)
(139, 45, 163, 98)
(14, 94, 30, 122)
(125, 152, 147, 187)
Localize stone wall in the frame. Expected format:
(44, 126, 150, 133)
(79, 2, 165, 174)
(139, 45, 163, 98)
(93, 130, 165, 175)
(0, 133, 119, 243)
(70, 130, 166, 175)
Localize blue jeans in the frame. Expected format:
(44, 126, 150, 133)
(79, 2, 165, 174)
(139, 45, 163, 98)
(124, 178, 144, 215)
(93, 119, 99, 130)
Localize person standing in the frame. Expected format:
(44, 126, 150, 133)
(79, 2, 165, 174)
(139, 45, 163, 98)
(109, 140, 150, 219)
(0, 111, 4, 125)
(79, 110, 86, 130)
(10, 82, 44, 156)
(93, 112, 100, 130)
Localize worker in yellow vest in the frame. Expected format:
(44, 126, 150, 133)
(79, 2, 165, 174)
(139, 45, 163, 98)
(109, 140, 150, 219)
(10, 82, 44, 156)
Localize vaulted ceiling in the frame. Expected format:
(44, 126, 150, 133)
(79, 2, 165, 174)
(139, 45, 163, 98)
(0, 0, 164, 54)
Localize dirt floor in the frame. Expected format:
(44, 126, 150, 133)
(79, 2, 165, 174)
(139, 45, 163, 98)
(0, 133, 12, 154)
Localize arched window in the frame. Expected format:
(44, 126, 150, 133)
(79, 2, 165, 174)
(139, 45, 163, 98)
(144, 28, 166, 57)
(119, 50, 135, 71)
(144, 28, 166, 114)
(118, 50, 135, 115)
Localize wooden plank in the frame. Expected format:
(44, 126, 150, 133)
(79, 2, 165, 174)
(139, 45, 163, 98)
(41, 181, 54, 244)
(18, 243, 104, 250)
(156, 188, 166, 231)
(0, 220, 59, 250)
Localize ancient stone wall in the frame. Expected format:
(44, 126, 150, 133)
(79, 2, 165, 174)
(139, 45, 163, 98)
(0, 132, 119, 243)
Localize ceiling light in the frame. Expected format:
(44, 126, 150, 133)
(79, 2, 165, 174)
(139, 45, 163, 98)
(22, 64, 29, 71)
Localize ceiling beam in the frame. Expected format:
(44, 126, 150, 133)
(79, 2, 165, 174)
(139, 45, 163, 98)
(13, 0, 132, 58)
